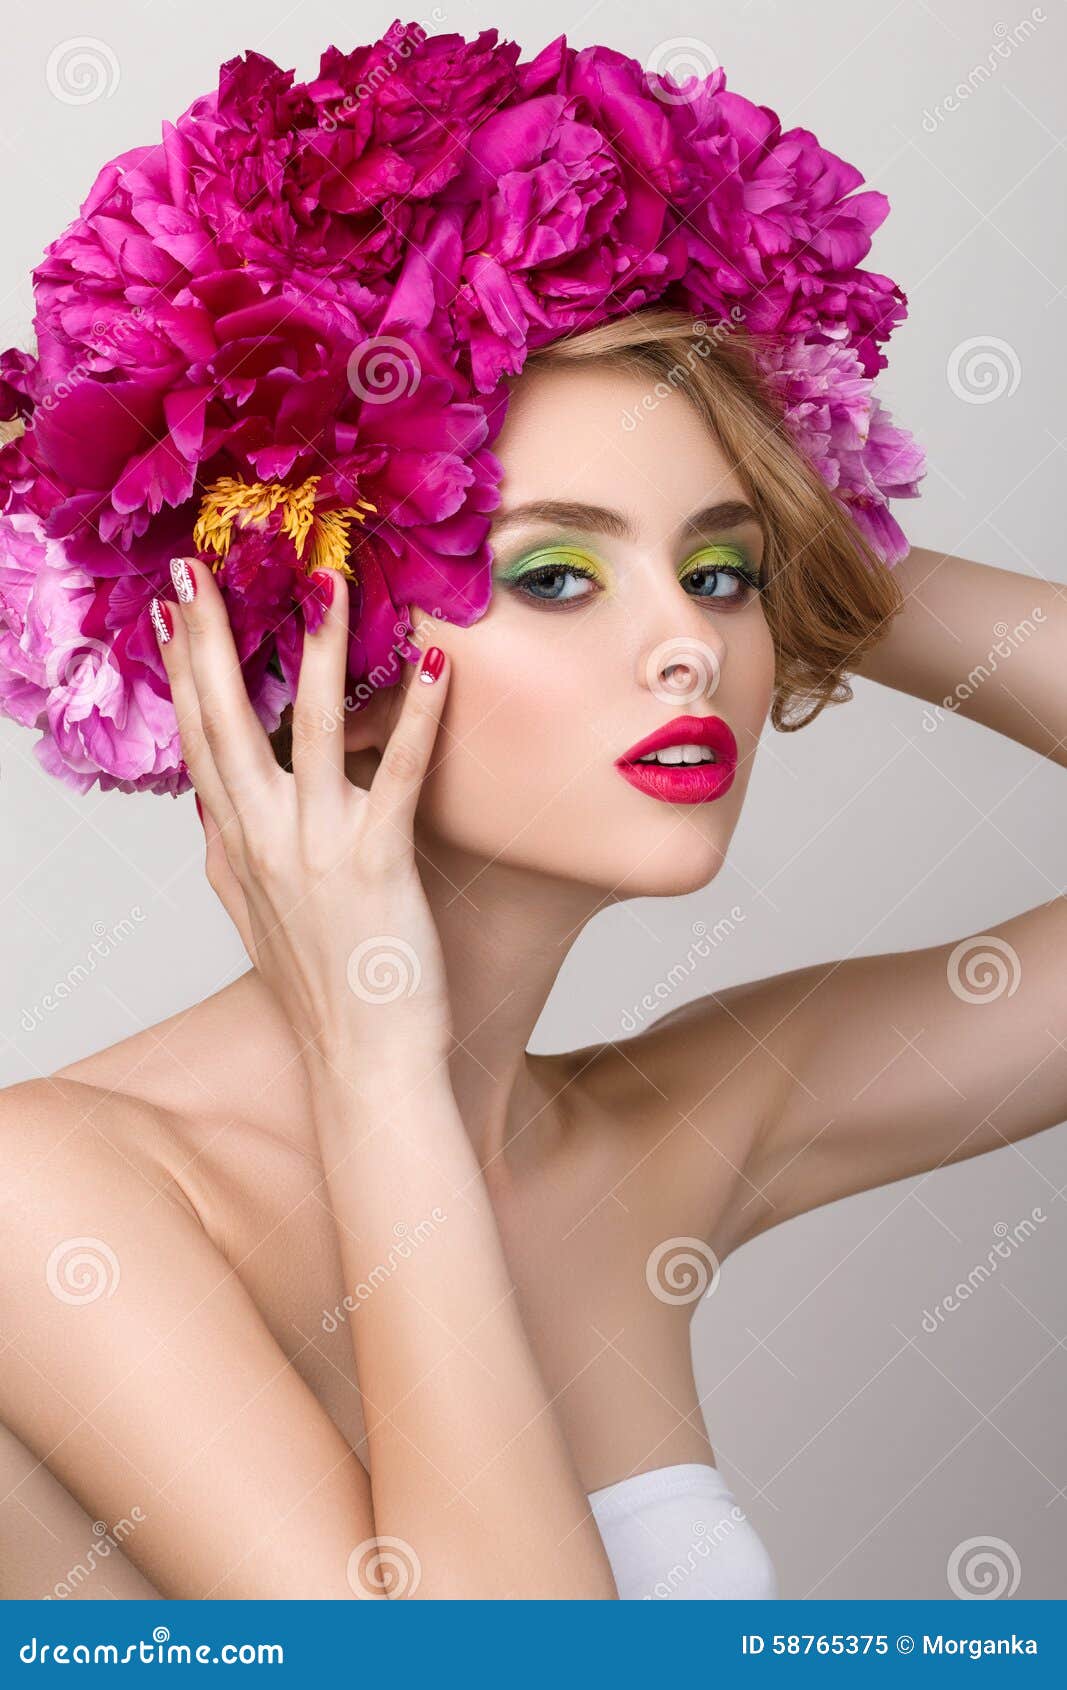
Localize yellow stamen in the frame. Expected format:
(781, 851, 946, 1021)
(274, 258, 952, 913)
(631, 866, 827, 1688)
(192, 473, 377, 579)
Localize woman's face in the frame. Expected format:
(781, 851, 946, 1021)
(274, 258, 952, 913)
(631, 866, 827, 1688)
(356, 361, 777, 898)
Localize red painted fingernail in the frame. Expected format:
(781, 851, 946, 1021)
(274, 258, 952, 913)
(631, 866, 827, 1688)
(150, 596, 173, 644)
(419, 646, 445, 684)
(194, 792, 204, 825)
(170, 557, 197, 602)
(311, 570, 335, 609)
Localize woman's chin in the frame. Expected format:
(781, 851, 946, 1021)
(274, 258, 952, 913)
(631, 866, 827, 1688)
(605, 837, 730, 901)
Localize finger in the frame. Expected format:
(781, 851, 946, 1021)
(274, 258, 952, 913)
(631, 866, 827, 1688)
(195, 790, 258, 961)
(366, 640, 449, 854)
(151, 592, 239, 839)
(290, 570, 351, 808)
(168, 555, 281, 824)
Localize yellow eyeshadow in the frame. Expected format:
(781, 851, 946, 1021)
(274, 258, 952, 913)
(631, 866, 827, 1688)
(496, 545, 609, 585)
(678, 544, 761, 586)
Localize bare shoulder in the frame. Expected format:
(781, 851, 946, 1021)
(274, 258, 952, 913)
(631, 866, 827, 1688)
(0, 1073, 202, 1226)
(0, 1062, 371, 1597)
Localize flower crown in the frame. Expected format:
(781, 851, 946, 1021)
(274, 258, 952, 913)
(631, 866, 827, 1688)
(0, 21, 926, 797)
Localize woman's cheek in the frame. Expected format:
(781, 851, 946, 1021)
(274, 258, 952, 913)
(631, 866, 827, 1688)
(417, 622, 596, 856)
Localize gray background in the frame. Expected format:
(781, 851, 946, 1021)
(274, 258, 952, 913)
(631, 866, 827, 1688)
(1, 0, 1064, 1599)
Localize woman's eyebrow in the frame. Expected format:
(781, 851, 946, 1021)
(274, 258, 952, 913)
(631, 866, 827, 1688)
(489, 498, 761, 543)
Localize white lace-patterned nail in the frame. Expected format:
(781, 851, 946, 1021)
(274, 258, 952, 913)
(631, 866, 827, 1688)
(149, 596, 172, 645)
(170, 557, 196, 603)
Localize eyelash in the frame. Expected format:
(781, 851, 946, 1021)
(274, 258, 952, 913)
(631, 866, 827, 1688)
(501, 548, 764, 609)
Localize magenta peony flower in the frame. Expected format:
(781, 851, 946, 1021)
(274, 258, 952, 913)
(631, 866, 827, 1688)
(0, 19, 925, 796)
(664, 72, 908, 378)
(450, 36, 690, 391)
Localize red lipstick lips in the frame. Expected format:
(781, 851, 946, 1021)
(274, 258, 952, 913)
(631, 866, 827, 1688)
(615, 713, 738, 805)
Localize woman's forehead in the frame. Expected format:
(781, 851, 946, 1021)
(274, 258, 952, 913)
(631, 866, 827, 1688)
(494, 365, 748, 521)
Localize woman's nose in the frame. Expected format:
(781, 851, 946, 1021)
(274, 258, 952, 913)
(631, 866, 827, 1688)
(639, 621, 728, 709)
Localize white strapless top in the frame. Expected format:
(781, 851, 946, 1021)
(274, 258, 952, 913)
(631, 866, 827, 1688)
(587, 1462, 777, 1600)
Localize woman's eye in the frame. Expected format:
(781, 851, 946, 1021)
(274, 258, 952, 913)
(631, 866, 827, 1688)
(681, 553, 762, 605)
(504, 556, 601, 605)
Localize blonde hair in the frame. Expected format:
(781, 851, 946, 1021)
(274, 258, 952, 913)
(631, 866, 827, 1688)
(519, 306, 903, 731)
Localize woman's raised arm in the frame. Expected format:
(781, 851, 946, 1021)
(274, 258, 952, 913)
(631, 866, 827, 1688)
(853, 543, 1066, 766)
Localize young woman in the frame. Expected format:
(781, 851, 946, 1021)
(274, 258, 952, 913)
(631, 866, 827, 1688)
(1, 307, 1063, 1600)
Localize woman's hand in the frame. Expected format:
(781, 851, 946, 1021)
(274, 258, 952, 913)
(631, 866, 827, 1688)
(151, 556, 453, 1074)
(147, 559, 619, 1600)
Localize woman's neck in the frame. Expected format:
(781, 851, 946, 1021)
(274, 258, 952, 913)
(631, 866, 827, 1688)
(419, 837, 609, 1171)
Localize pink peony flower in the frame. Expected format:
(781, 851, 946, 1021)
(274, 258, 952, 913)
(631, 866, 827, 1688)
(0, 20, 925, 796)
(665, 72, 908, 377)
(756, 335, 927, 564)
